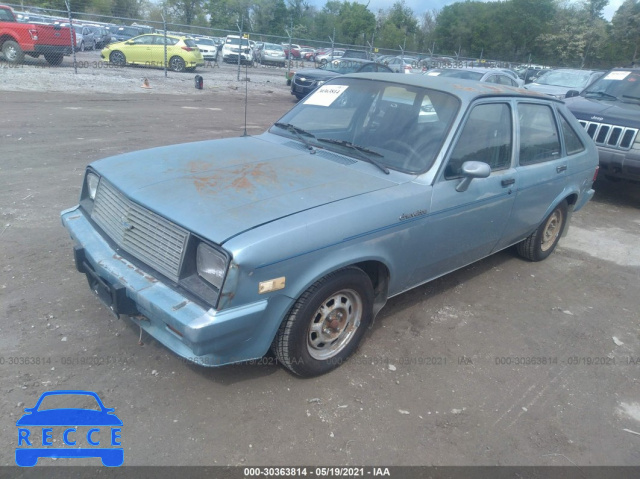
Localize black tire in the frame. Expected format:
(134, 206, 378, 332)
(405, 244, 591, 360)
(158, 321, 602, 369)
(44, 52, 64, 66)
(169, 56, 186, 72)
(109, 50, 126, 66)
(80, 41, 85, 52)
(274, 267, 374, 377)
(517, 200, 568, 261)
(2, 40, 25, 64)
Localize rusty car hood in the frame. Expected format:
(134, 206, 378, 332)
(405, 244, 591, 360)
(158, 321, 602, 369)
(90, 135, 396, 244)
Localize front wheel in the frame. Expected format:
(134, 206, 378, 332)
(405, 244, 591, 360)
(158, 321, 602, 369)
(274, 267, 374, 377)
(109, 50, 126, 66)
(517, 200, 568, 261)
(169, 55, 186, 72)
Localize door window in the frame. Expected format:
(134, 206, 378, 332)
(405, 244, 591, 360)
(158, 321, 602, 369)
(518, 103, 561, 165)
(445, 103, 513, 179)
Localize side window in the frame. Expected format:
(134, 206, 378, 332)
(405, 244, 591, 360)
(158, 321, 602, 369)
(132, 35, 151, 45)
(445, 103, 513, 179)
(518, 103, 561, 165)
(497, 75, 517, 86)
(359, 64, 376, 73)
(559, 113, 586, 156)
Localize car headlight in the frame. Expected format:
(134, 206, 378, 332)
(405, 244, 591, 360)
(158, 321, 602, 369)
(196, 242, 227, 290)
(86, 171, 100, 200)
(316, 80, 326, 87)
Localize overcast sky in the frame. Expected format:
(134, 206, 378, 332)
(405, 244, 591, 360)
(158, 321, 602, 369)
(307, 0, 624, 22)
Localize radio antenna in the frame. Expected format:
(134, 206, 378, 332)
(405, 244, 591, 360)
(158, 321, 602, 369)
(242, 58, 249, 137)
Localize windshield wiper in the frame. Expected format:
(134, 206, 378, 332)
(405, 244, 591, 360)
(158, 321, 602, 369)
(584, 91, 618, 101)
(622, 94, 640, 103)
(317, 138, 390, 174)
(273, 122, 316, 150)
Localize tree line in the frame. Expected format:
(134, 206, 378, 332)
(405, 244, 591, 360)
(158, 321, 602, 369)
(27, 0, 640, 67)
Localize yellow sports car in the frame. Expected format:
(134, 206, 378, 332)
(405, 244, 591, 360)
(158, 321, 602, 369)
(102, 33, 204, 72)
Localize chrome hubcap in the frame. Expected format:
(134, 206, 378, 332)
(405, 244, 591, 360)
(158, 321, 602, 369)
(307, 289, 362, 360)
(541, 210, 563, 252)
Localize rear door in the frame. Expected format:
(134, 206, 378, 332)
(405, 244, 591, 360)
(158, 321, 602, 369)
(495, 101, 570, 249)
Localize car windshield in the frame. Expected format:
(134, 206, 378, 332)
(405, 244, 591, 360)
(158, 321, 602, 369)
(581, 70, 640, 101)
(535, 70, 596, 88)
(36, 393, 101, 411)
(196, 38, 215, 45)
(226, 37, 250, 47)
(321, 60, 367, 74)
(428, 69, 483, 81)
(270, 78, 460, 174)
(265, 43, 283, 51)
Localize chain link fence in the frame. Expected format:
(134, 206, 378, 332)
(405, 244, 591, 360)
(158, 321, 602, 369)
(1, 2, 522, 78)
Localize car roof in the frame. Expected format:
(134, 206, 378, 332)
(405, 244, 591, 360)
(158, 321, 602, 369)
(541, 68, 604, 74)
(344, 73, 555, 102)
(327, 58, 378, 65)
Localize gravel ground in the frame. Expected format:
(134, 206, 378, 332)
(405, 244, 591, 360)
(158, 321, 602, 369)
(0, 49, 300, 96)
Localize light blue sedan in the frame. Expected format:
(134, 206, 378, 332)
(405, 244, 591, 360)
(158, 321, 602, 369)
(61, 73, 599, 377)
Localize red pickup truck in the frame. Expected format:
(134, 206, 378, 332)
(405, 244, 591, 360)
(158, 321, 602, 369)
(0, 5, 74, 65)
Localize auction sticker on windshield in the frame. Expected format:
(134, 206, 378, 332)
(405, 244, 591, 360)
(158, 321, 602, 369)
(304, 85, 349, 106)
(603, 71, 630, 80)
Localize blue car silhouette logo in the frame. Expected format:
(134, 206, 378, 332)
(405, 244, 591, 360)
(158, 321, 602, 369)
(16, 390, 123, 467)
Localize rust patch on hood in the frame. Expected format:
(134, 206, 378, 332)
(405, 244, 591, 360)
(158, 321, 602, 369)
(193, 162, 279, 194)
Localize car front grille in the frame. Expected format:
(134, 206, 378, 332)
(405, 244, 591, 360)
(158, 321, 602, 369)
(91, 180, 189, 282)
(578, 120, 638, 151)
(293, 77, 316, 87)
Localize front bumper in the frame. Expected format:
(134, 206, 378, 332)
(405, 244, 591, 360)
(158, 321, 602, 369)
(597, 147, 640, 181)
(60, 206, 290, 367)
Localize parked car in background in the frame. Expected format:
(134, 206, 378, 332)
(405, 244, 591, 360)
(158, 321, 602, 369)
(425, 67, 521, 87)
(298, 47, 315, 60)
(565, 68, 640, 182)
(71, 24, 96, 51)
(107, 25, 141, 42)
(518, 66, 549, 84)
(193, 36, 218, 62)
(61, 74, 598, 377)
(257, 42, 286, 67)
(282, 43, 300, 59)
(302, 48, 317, 61)
(342, 49, 369, 60)
(387, 56, 420, 73)
(222, 35, 252, 64)
(290, 58, 392, 100)
(525, 68, 604, 99)
(0, 4, 74, 65)
(102, 33, 204, 72)
(87, 25, 111, 49)
(315, 48, 344, 63)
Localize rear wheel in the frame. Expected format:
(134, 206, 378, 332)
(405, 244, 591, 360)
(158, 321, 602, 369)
(169, 55, 186, 72)
(2, 40, 24, 64)
(517, 200, 568, 261)
(274, 267, 374, 377)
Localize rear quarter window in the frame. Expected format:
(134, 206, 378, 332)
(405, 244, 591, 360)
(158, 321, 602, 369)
(559, 113, 586, 156)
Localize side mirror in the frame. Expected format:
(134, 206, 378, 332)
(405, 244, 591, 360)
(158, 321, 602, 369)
(565, 90, 580, 99)
(125, 41, 133, 45)
(456, 161, 491, 192)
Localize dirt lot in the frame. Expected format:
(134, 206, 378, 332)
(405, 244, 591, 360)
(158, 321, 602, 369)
(1, 58, 640, 469)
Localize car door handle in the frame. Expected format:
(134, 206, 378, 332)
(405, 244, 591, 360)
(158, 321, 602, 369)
(501, 178, 515, 187)
(556, 165, 567, 173)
